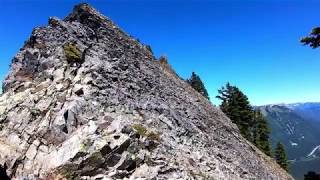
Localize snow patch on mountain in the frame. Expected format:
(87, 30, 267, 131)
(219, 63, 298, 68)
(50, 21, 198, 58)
(308, 145, 320, 157)
(261, 102, 320, 110)
(290, 141, 298, 146)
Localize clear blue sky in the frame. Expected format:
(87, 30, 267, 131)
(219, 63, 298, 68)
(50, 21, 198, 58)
(1, 0, 320, 105)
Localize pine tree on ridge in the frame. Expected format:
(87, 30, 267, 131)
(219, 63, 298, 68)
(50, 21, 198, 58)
(274, 142, 289, 171)
(187, 72, 210, 100)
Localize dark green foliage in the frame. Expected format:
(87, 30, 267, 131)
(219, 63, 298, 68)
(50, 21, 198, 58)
(132, 124, 147, 137)
(146, 45, 153, 54)
(304, 171, 320, 180)
(274, 142, 289, 171)
(252, 110, 272, 156)
(216, 83, 273, 157)
(301, 27, 320, 48)
(63, 43, 82, 63)
(187, 72, 210, 100)
(216, 83, 253, 141)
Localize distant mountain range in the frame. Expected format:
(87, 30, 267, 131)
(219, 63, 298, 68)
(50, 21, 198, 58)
(286, 102, 320, 122)
(258, 102, 320, 180)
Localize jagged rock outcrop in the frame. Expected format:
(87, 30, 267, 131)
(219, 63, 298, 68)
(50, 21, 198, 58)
(0, 3, 292, 180)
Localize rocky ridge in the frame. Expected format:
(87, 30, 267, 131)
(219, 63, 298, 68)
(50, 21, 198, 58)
(0, 3, 292, 180)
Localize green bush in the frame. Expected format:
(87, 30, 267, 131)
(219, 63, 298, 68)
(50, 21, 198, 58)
(132, 124, 161, 142)
(132, 124, 147, 137)
(63, 43, 81, 63)
(147, 131, 161, 142)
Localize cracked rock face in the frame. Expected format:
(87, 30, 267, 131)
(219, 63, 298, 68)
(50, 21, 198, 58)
(0, 3, 292, 180)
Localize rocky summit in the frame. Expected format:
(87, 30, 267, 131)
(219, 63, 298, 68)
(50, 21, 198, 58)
(0, 3, 292, 180)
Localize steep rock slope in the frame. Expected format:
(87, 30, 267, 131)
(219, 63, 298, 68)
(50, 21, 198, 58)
(0, 4, 292, 179)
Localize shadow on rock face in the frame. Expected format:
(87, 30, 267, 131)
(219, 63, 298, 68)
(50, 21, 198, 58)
(0, 164, 10, 180)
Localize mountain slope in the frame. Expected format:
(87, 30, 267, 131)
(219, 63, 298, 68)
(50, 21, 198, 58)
(0, 3, 292, 179)
(258, 104, 320, 179)
(259, 105, 320, 158)
(286, 102, 320, 122)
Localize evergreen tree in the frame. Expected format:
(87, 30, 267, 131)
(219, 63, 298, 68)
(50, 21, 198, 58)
(304, 171, 320, 180)
(252, 110, 272, 156)
(187, 72, 210, 100)
(216, 83, 254, 141)
(146, 45, 153, 54)
(301, 27, 320, 49)
(274, 142, 289, 171)
(216, 83, 273, 157)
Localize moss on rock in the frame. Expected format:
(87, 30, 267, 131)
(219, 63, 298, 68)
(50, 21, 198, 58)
(63, 43, 82, 63)
(147, 131, 161, 142)
(132, 124, 161, 142)
(132, 124, 147, 137)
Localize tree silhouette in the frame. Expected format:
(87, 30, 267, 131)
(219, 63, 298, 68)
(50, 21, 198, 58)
(216, 83, 254, 141)
(301, 27, 320, 48)
(187, 72, 210, 100)
(252, 110, 272, 156)
(274, 142, 289, 171)
(304, 171, 320, 180)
